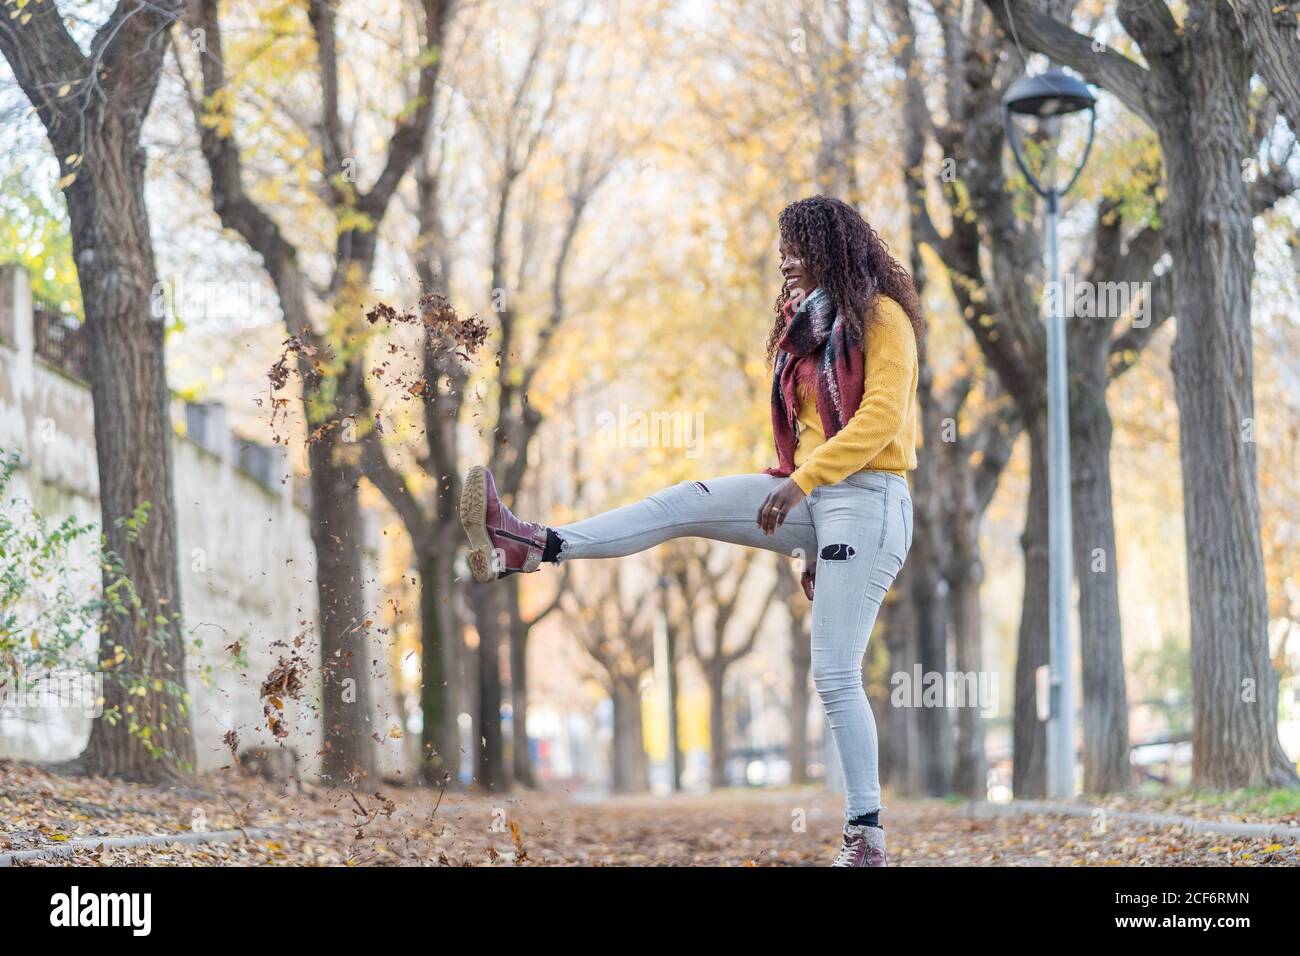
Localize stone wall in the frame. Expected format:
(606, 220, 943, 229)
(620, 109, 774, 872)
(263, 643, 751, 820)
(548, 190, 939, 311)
(0, 265, 410, 780)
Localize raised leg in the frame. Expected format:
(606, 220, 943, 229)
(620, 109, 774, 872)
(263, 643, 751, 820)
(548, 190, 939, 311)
(555, 473, 818, 564)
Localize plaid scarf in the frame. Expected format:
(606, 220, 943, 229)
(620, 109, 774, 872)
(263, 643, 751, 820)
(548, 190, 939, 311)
(763, 286, 866, 479)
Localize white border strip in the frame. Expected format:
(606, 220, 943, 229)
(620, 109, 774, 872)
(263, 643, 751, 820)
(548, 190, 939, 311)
(966, 800, 1300, 843)
(0, 826, 287, 866)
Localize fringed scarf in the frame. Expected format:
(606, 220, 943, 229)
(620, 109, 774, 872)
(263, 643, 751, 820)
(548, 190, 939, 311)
(763, 286, 866, 479)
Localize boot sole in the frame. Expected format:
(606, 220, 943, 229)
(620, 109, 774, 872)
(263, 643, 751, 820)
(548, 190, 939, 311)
(460, 465, 497, 582)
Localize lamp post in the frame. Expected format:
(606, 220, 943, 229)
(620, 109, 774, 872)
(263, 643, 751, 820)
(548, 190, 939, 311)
(1001, 69, 1096, 800)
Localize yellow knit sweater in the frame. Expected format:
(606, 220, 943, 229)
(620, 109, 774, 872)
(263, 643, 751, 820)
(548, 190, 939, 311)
(789, 295, 919, 494)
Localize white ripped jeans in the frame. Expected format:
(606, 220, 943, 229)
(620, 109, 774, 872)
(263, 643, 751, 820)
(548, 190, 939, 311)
(554, 470, 913, 818)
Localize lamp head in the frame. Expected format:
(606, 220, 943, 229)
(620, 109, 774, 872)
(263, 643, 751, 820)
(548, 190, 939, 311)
(1001, 69, 1097, 199)
(1002, 69, 1096, 118)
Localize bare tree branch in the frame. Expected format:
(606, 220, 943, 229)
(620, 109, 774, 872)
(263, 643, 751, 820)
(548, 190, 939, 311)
(1231, 0, 1300, 132)
(1114, 0, 1181, 58)
(182, 0, 315, 344)
(0, 1, 183, 153)
(357, 384, 433, 551)
(307, 0, 347, 208)
(359, 0, 452, 221)
(984, 0, 1155, 127)
(522, 563, 571, 628)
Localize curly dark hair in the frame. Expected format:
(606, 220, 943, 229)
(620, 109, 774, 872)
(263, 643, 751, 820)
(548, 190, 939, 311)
(766, 196, 925, 366)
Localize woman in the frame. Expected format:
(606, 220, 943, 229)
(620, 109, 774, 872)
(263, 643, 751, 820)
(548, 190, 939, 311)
(459, 195, 922, 867)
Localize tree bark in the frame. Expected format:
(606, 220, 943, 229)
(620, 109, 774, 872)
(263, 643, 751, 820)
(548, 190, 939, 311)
(1013, 413, 1051, 799)
(664, 593, 684, 791)
(77, 161, 194, 780)
(943, 397, 1013, 799)
(1068, 391, 1130, 793)
(0, 0, 194, 780)
(707, 665, 728, 789)
(947, 557, 986, 797)
(879, 574, 922, 794)
(1067, 206, 1140, 795)
(1233, 0, 1300, 132)
(442, 565, 464, 785)
(789, 611, 812, 786)
(507, 595, 536, 789)
(470, 585, 507, 790)
(307, 369, 377, 784)
(910, 365, 954, 795)
(775, 562, 812, 785)
(417, 549, 451, 783)
(610, 678, 648, 793)
(497, 539, 566, 790)
(1165, 123, 1295, 788)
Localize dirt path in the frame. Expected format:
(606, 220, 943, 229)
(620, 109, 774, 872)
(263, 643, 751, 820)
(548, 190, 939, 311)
(3, 763, 1295, 866)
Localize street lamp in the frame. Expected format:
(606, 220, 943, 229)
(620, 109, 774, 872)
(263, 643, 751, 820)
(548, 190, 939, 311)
(1001, 69, 1096, 800)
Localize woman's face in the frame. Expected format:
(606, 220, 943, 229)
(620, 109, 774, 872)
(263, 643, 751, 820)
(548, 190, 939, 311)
(778, 237, 818, 301)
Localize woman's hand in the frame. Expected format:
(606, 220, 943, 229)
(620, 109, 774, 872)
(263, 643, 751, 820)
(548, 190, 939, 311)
(757, 478, 807, 535)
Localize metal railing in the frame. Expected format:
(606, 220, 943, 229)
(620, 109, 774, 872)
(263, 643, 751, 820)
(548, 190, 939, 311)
(31, 299, 92, 384)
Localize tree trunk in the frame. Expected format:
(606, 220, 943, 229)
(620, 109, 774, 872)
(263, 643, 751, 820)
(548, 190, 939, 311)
(707, 666, 727, 789)
(1069, 383, 1130, 793)
(417, 549, 450, 784)
(462, 612, 480, 785)
(1160, 44, 1296, 787)
(0, 2, 194, 782)
(665, 608, 683, 791)
(789, 614, 812, 785)
(1012, 414, 1050, 798)
(910, 367, 954, 795)
(308, 397, 377, 785)
(470, 585, 507, 790)
(911, 532, 953, 795)
(944, 415, 994, 799)
(73, 125, 193, 779)
(879, 579, 921, 794)
(610, 679, 648, 793)
(436, 521, 463, 785)
(948, 557, 986, 798)
(507, 588, 536, 788)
